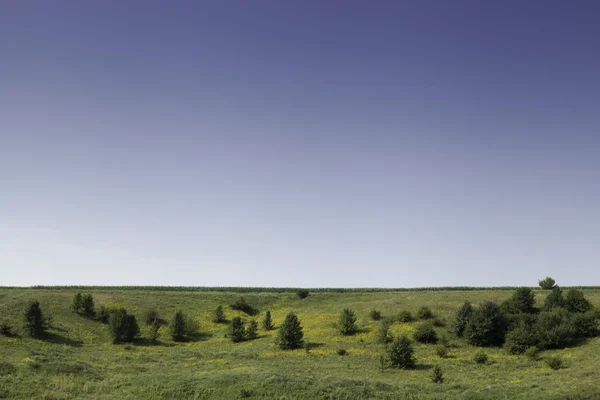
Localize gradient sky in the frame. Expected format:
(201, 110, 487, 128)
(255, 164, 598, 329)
(1, 1, 599, 287)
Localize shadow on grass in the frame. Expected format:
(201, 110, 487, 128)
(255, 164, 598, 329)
(133, 338, 176, 347)
(305, 342, 326, 350)
(44, 332, 83, 347)
(413, 364, 433, 371)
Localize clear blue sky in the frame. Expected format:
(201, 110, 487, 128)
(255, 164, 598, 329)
(1, 1, 599, 287)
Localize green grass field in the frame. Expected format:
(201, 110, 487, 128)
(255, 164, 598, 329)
(1, 287, 599, 399)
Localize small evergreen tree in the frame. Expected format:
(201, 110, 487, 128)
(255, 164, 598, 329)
(276, 313, 304, 350)
(246, 319, 258, 340)
(81, 294, 95, 317)
(72, 293, 83, 313)
(262, 310, 274, 330)
(24, 301, 46, 338)
(339, 308, 358, 335)
(534, 308, 575, 349)
(229, 317, 246, 343)
(417, 306, 433, 320)
(369, 310, 382, 321)
(565, 289, 593, 313)
(212, 305, 227, 323)
(144, 309, 161, 325)
(543, 287, 565, 311)
(108, 308, 139, 344)
(538, 277, 556, 290)
(413, 322, 438, 343)
(452, 301, 473, 337)
(296, 290, 309, 299)
(149, 319, 161, 344)
(376, 319, 393, 344)
(388, 335, 415, 369)
(430, 365, 443, 383)
(171, 311, 186, 342)
(397, 310, 413, 323)
(502, 287, 536, 314)
(464, 301, 508, 347)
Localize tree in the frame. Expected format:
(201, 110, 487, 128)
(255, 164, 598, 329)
(538, 277, 556, 290)
(502, 287, 536, 314)
(108, 308, 139, 344)
(229, 317, 246, 343)
(72, 293, 83, 313)
(417, 306, 433, 320)
(276, 313, 304, 350)
(24, 301, 46, 338)
(452, 301, 473, 337)
(388, 335, 415, 369)
(565, 289, 593, 313)
(464, 301, 508, 347)
(339, 308, 358, 335)
(413, 322, 438, 344)
(376, 319, 393, 344)
(81, 294, 95, 317)
(144, 309, 161, 326)
(534, 308, 575, 349)
(246, 319, 258, 340)
(543, 287, 565, 311)
(296, 290, 309, 299)
(212, 305, 227, 324)
(171, 311, 186, 342)
(262, 310, 274, 330)
(149, 319, 161, 344)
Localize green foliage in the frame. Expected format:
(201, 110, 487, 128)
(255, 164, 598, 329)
(262, 310, 274, 330)
(565, 289, 593, 313)
(296, 290, 310, 299)
(502, 287, 536, 314)
(543, 287, 565, 311)
(96, 305, 111, 324)
(81, 294, 95, 316)
(108, 308, 140, 344)
(430, 365, 443, 383)
(397, 310, 413, 323)
(339, 308, 358, 335)
(336, 348, 347, 356)
(388, 335, 415, 369)
(144, 309, 161, 325)
(413, 322, 438, 344)
(276, 313, 304, 350)
(246, 319, 258, 340)
(473, 349, 488, 364)
(212, 305, 227, 324)
(72, 293, 83, 313)
(170, 311, 187, 342)
(504, 323, 538, 354)
(452, 301, 473, 337)
(23, 300, 46, 338)
(571, 310, 599, 338)
(376, 319, 392, 344)
(539, 277, 557, 290)
(464, 301, 508, 347)
(0, 322, 13, 337)
(534, 308, 575, 349)
(230, 297, 257, 315)
(149, 319, 161, 344)
(436, 344, 449, 358)
(229, 317, 246, 343)
(545, 356, 563, 370)
(417, 306, 433, 320)
(369, 310, 382, 321)
(239, 388, 253, 398)
(525, 346, 540, 360)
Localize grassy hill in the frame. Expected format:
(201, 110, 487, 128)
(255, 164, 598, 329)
(1, 287, 599, 399)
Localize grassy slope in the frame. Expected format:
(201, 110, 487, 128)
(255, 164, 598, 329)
(1, 288, 600, 400)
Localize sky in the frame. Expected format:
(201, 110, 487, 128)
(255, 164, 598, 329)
(1, 1, 599, 287)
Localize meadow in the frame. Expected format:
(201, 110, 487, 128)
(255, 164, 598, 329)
(1, 287, 599, 400)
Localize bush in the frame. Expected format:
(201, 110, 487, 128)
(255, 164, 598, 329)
(170, 311, 187, 342)
(246, 319, 258, 340)
(108, 309, 139, 344)
(545, 356, 563, 370)
(229, 317, 246, 343)
(539, 277, 556, 290)
(230, 297, 256, 315)
(262, 310, 274, 330)
(276, 313, 304, 350)
(144, 309, 161, 326)
(534, 308, 575, 349)
(413, 322, 438, 344)
(436, 344, 448, 358)
(149, 320, 161, 344)
(296, 290, 309, 299)
(430, 365, 443, 383)
(473, 349, 488, 364)
(339, 308, 358, 335)
(417, 306, 433, 320)
(212, 305, 227, 324)
(525, 346, 540, 360)
(464, 301, 508, 347)
(397, 310, 413, 323)
(388, 335, 415, 369)
(0, 322, 13, 337)
(571, 310, 599, 338)
(23, 301, 47, 338)
(502, 287, 536, 314)
(81, 294, 95, 316)
(96, 305, 111, 324)
(376, 319, 393, 344)
(452, 301, 473, 337)
(369, 310, 382, 321)
(72, 293, 83, 313)
(565, 289, 593, 313)
(336, 348, 347, 356)
(543, 287, 565, 311)
(239, 388, 253, 398)
(504, 324, 537, 354)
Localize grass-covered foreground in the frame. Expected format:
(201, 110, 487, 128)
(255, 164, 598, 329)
(1, 287, 600, 399)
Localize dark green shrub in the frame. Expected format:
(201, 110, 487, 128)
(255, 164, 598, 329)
(464, 301, 508, 347)
(230, 297, 256, 315)
(23, 301, 46, 338)
(525, 346, 540, 360)
(369, 310, 382, 321)
(96, 305, 111, 324)
(149, 320, 161, 344)
(72, 293, 83, 313)
(502, 287, 536, 314)
(276, 313, 304, 350)
(430, 365, 443, 383)
(108, 309, 139, 344)
(246, 319, 258, 340)
(170, 311, 186, 342)
(262, 310, 274, 330)
(144, 309, 161, 325)
(543, 287, 565, 311)
(473, 349, 488, 364)
(376, 319, 393, 344)
(504, 324, 537, 354)
(436, 344, 448, 358)
(452, 301, 473, 337)
(229, 317, 246, 343)
(184, 316, 200, 336)
(417, 306, 433, 320)
(565, 289, 593, 313)
(339, 308, 358, 335)
(296, 290, 309, 299)
(413, 322, 438, 344)
(81, 294, 95, 316)
(0, 322, 13, 337)
(212, 305, 227, 324)
(388, 335, 415, 369)
(336, 348, 348, 356)
(534, 308, 575, 349)
(571, 310, 599, 338)
(539, 277, 556, 290)
(239, 388, 253, 398)
(545, 356, 563, 370)
(397, 310, 413, 323)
